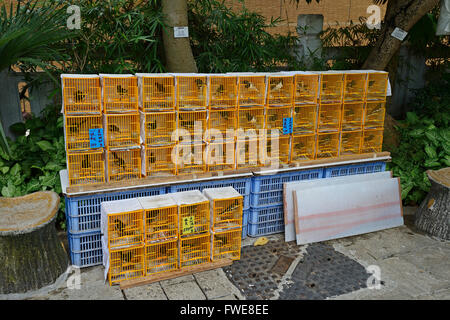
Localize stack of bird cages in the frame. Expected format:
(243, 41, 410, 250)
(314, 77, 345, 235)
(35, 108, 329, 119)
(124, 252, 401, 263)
(265, 73, 294, 166)
(100, 74, 141, 183)
(362, 71, 388, 154)
(137, 74, 177, 178)
(139, 194, 179, 276)
(290, 72, 319, 163)
(316, 71, 343, 159)
(203, 187, 242, 261)
(101, 198, 145, 285)
(339, 71, 367, 156)
(171, 191, 211, 268)
(62, 74, 106, 186)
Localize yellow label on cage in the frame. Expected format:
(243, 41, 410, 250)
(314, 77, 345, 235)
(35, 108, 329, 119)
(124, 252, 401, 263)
(182, 216, 195, 235)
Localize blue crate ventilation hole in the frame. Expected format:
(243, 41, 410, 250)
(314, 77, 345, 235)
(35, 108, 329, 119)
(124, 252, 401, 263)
(250, 190, 284, 208)
(249, 205, 284, 224)
(68, 231, 102, 267)
(247, 205, 285, 237)
(248, 220, 285, 237)
(65, 186, 166, 234)
(323, 161, 386, 178)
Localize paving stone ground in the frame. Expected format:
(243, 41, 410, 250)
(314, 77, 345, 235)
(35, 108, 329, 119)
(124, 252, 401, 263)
(10, 208, 450, 300)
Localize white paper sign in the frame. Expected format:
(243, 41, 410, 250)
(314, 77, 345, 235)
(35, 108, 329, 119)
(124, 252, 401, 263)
(391, 27, 408, 41)
(386, 78, 392, 96)
(174, 26, 189, 38)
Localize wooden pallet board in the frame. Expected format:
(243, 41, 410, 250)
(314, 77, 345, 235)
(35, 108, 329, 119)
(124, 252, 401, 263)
(64, 168, 254, 196)
(119, 259, 233, 290)
(63, 152, 391, 196)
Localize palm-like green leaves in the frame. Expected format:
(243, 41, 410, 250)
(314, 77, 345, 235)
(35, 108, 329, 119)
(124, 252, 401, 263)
(0, 0, 74, 155)
(0, 0, 75, 73)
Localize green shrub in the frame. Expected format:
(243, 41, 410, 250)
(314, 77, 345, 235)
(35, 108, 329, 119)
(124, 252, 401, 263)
(1, 106, 66, 229)
(387, 75, 450, 205)
(188, 0, 302, 73)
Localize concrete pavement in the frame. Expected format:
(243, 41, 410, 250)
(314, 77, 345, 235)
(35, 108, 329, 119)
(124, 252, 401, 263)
(14, 207, 450, 300)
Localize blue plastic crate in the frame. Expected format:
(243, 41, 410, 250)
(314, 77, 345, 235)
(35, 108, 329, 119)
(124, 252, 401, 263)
(168, 177, 251, 195)
(68, 231, 103, 267)
(65, 186, 166, 233)
(242, 224, 248, 240)
(249, 205, 284, 224)
(250, 190, 284, 208)
(243, 209, 249, 226)
(248, 220, 285, 237)
(252, 168, 323, 193)
(167, 177, 252, 210)
(323, 161, 386, 178)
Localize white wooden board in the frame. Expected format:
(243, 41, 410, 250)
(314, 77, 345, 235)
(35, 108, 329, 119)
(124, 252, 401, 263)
(283, 171, 392, 242)
(293, 177, 403, 245)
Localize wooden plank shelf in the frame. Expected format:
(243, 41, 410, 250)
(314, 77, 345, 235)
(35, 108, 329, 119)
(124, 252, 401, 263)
(119, 259, 233, 290)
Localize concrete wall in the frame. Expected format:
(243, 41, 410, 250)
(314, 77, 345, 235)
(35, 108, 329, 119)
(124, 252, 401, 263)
(224, 0, 387, 34)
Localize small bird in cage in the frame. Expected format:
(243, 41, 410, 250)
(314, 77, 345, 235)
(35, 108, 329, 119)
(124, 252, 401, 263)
(367, 105, 383, 116)
(108, 123, 121, 135)
(116, 84, 128, 98)
(297, 81, 310, 93)
(81, 154, 91, 169)
(195, 78, 205, 91)
(344, 108, 355, 117)
(73, 89, 86, 103)
(112, 217, 135, 238)
(218, 110, 230, 121)
(270, 80, 283, 93)
(268, 113, 278, 123)
(215, 84, 225, 95)
(245, 112, 257, 125)
(294, 141, 305, 151)
(154, 81, 165, 94)
(346, 80, 356, 89)
(241, 80, 259, 92)
(147, 119, 157, 131)
(112, 152, 127, 171)
(149, 152, 156, 164)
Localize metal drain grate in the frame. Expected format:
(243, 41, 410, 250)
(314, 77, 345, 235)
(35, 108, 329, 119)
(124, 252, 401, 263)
(224, 240, 302, 300)
(224, 239, 370, 300)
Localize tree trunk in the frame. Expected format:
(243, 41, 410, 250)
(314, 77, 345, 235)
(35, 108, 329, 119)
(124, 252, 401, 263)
(0, 191, 69, 295)
(415, 168, 450, 240)
(161, 0, 198, 73)
(362, 0, 439, 70)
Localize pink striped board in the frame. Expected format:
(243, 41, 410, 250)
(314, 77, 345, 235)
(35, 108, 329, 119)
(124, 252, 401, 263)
(283, 171, 393, 242)
(293, 177, 403, 245)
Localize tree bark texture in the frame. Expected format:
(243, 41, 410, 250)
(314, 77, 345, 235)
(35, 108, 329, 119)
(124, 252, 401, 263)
(0, 218, 68, 294)
(415, 168, 450, 240)
(0, 191, 68, 295)
(161, 0, 198, 73)
(362, 0, 439, 70)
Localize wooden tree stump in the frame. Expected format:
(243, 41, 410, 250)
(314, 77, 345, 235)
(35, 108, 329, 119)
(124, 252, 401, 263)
(0, 191, 68, 294)
(415, 167, 450, 240)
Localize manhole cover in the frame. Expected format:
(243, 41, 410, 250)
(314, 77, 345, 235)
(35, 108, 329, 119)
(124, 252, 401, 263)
(224, 238, 370, 300)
